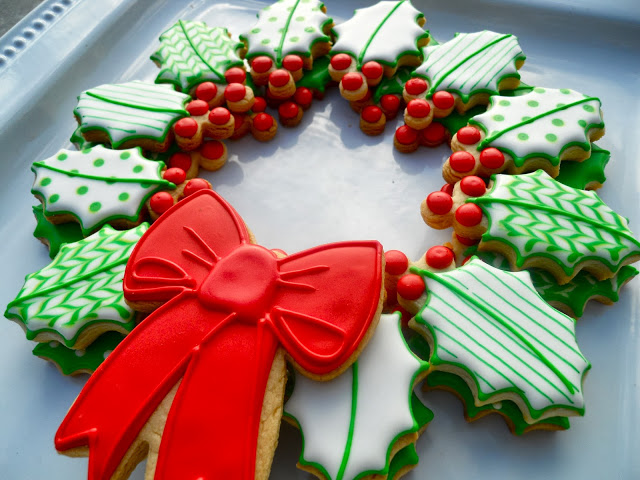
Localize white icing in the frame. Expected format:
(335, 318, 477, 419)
(332, 1, 426, 68)
(417, 258, 590, 415)
(285, 313, 421, 479)
(32, 145, 170, 233)
(472, 87, 602, 164)
(74, 81, 189, 147)
(413, 31, 523, 99)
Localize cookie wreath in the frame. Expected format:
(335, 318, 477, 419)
(2, 0, 636, 480)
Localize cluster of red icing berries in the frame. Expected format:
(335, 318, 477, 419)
(148, 166, 213, 219)
(443, 125, 506, 183)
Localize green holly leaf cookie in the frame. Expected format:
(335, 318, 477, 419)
(240, 0, 333, 67)
(32, 145, 174, 235)
(297, 55, 332, 93)
(372, 66, 413, 104)
(5, 224, 147, 348)
(284, 313, 429, 480)
(151, 21, 244, 92)
(555, 143, 610, 190)
(33, 331, 126, 376)
(470, 170, 640, 281)
(410, 257, 591, 425)
(32, 204, 83, 259)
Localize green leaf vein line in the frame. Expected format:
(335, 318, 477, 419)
(358, 0, 404, 66)
(276, 0, 302, 65)
(86, 91, 187, 115)
(336, 361, 358, 480)
(178, 20, 225, 82)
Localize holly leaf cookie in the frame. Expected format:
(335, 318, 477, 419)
(284, 313, 430, 480)
(151, 21, 244, 92)
(32, 204, 83, 259)
(409, 257, 591, 426)
(555, 143, 610, 190)
(5, 224, 146, 349)
(31, 145, 174, 235)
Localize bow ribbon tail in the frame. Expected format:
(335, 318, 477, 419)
(154, 320, 280, 480)
(55, 294, 233, 480)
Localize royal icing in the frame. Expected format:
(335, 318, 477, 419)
(470, 87, 604, 166)
(152, 21, 244, 91)
(555, 143, 610, 190)
(413, 31, 525, 102)
(32, 204, 83, 258)
(411, 257, 591, 421)
(331, 1, 428, 68)
(55, 189, 383, 480)
(31, 145, 174, 234)
(284, 312, 428, 480)
(5, 224, 145, 347)
(240, 0, 332, 66)
(74, 81, 190, 148)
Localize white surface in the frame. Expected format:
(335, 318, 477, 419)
(0, 0, 639, 479)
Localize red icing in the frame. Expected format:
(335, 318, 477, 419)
(432, 91, 455, 109)
(457, 126, 481, 145)
(405, 78, 428, 95)
(279, 101, 300, 120)
(208, 107, 231, 125)
(269, 69, 291, 87)
(341, 72, 363, 91)
(330, 53, 352, 70)
(455, 203, 484, 227)
(380, 94, 400, 112)
(225, 67, 246, 84)
(149, 192, 174, 215)
(456, 234, 479, 246)
(449, 151, 476, 173)
(186, 100, 209, 117)
(224, 83, 246, 103)
(253, 113, 274, 131)
(55, 190, 383, 480)
(440, 183, 454, 196)
(362, 61, 383, 79)
(282, 54, 304, 71)
(422, 122, 446, 144)
(459, 176, 486, 197)
(479, 147, 505, 169)
(252, 56, 273, 74)
(294, 87, 313, 108)
(183, 178, 211, 197)
(397, 274, 425, 300)
(407, 99, 431, 118)
(233, 113, 247, 131)
(169, 152, 192, 172)
(361, 105, 382, 123)
(425, 246, 454, 270)
(195, 82, 218, 102)
(201, 140, 225, 160)
(384, 250, 408, 275)
(174, 118, 198, 138)
(252, 97, 267, 113)
(395, 125, 418, 145)
(163, 168, 186, 185)
(426, 191, 453, 215)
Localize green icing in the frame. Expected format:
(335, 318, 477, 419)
(372, 66, 413, 104)
(556, 143, 609, 190)
(33, 331, 126, 375)
(387, 443, 419, 479)
(296, 55, 331, 93)
(32, 204, 83, 259)
(435, 105, 485, 135)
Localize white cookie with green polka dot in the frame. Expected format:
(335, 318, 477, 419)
(31, 145, 175, 235)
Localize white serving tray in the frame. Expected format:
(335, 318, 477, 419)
(0, 0, 638, 478)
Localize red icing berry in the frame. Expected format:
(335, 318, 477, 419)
(407, 99, 431, 118)
(380, 94, 400, 112)
(253, 113, 274, 131)
(224, 83, 246, 102)
(455, 203, 483, 227)
(426, 191, 453, 215)
(186, 99, 209, 116)
(169, 152, 192, 172)
(330, 53, 352, 70)
(395, 125, 418, 145)
(456, 234, 479, 246)
(224, 67, 246, 84)
(163, 167, 186, 185)
(440, 183, 454, 196)
(449, 151, 476, 173)
(278, 101, 299, 120)
(422, 122, 446, 144)
(426, 246, 454, 270)
(405, 78, 428, 95)
(432, 91, 455, 109)
(208, 107, 231, 125)
(149, 191, 174, 215)
(362, 61, 383, 79)
(269, 69, 291, 87)
(341, 72, 363, 91)
(282, 54, 303, 71)
(294, 87, 313, 107)
(251, 56, 273, 73)
(459, 176, 486, 197)
(361, 105, 382, 123)
(201, 140, 225, 160)
(385, 250, 409, 275)
(252, 97, 267, 113)
(397, 274, 425, 300)
(479, 147, 505, 169)
(183, 178, 211, 197)
(195, 82, 218, 102)
(174, 117, 198, 138)
(457, 126, 481, 145)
